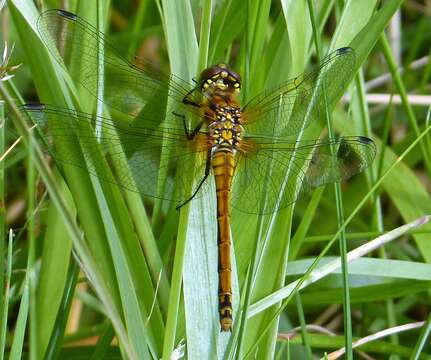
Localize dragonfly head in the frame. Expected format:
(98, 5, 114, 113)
(199, 64, 241, 97)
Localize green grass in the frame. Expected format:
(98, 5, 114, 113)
(1, 0, 431, 359)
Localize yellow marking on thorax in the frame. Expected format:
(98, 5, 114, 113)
(221, 130, 233, 144)
(207, 103, 243, 149)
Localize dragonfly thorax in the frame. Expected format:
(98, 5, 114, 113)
(208, 106, 244, 148)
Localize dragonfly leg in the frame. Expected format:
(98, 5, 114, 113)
(176, 149, 212, 210)
(182, 88, 201, 108)
(172, 111, 204, 140)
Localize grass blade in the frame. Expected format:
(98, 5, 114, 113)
(0, 230, 13, 360)
(9, 276, 29, 360)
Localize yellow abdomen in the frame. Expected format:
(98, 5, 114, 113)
(212, 148, 235, 331)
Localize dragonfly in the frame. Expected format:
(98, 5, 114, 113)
(19, 9, 376, 332)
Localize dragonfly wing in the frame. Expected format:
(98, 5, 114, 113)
(20, 104, 212, 204)
(38, 9, 204, 133)
(242, 47, 355, 138)
(232, 136, 376, 214)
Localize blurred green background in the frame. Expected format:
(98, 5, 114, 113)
(0, 0, 431, 359)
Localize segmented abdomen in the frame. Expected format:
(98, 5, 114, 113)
(212, 147, 235, 331)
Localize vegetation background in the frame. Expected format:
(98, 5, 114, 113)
(0, 0, 430, 359)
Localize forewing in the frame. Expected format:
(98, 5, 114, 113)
(20, 104, 212, 205)
(232, 136, 376, 214)
(37, 9, 204, 133)
(242, 47, 355, 138)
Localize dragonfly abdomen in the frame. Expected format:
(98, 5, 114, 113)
(212, 147, 235, 331)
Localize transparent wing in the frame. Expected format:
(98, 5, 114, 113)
(232, 136, 376, 214)
(20, 104, 212, 204)
(242, 47, 355, 138)
(37, 9, 205, 133)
